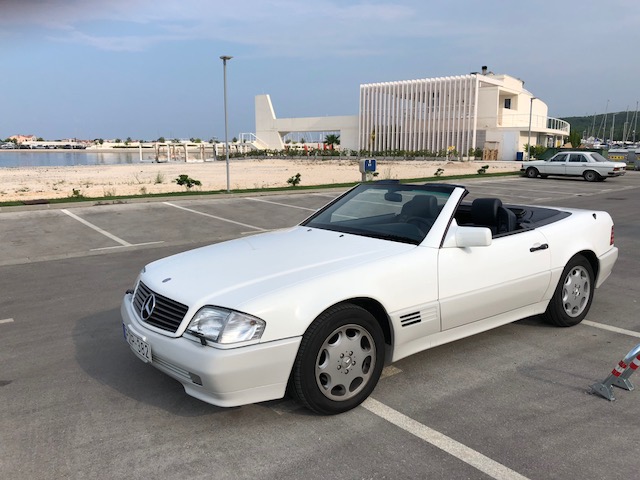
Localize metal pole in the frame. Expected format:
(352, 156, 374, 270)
(527, 97, 536, 160)
(220, 55, 233, 192)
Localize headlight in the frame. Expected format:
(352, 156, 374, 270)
(186, 307, 265, 345)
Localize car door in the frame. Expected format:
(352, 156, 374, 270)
(565, 153, 588, 176)
(543, 153, 568, 175)
(437, 228, 551, 330)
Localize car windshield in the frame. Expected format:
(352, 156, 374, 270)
(301, 182, 456, 245)
(592, 152, 609, 162)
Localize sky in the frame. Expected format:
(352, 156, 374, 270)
(1, 0, 639, 141)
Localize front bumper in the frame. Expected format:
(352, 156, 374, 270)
(121, 295, 302, 408)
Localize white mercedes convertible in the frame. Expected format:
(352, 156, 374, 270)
(121, 182, 618, 414)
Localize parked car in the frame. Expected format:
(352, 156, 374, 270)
(122, 182, 618, 414)
(522, 151, 626, 182)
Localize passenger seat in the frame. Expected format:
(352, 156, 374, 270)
(471, 198, 517, 235)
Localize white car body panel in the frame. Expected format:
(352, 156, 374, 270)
(121, 183, 619, 408)
(438, 226, 551, 330)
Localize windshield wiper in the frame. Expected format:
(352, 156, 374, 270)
(363, 232, 420, 245)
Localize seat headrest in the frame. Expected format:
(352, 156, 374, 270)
(401, 195, 438, 218)
(471, 198, 502, 226)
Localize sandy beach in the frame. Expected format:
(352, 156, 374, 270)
(0, 158, 522, 203)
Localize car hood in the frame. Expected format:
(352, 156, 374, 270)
(141, 226, 414, 310)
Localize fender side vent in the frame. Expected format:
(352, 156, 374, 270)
(400, 311, 421, 327)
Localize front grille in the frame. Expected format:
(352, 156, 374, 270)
(133, 281, 189, 333)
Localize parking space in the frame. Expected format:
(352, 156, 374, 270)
(2, 173, 640, 479)
(0, 192, 338, 265)
(460, 175, 639, 204)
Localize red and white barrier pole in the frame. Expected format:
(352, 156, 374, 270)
(614, 351, 640, 390)
(591, 343, 640, 401)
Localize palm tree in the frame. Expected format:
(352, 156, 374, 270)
(325, 134, 340, 149)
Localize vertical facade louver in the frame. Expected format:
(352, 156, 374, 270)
(359, 75, 479, 156)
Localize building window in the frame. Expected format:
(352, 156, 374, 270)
(504, 98, 511, 109)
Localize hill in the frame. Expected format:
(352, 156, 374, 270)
(560, 111, 639, 142)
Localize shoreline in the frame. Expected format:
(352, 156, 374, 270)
(0, 158, 522, 203)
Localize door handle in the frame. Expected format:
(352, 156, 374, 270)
(530, 243, 549, 252)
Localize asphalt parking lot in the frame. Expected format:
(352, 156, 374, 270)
(2, 173, 640, 479)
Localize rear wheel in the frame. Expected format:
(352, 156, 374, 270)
(291, 304, 385, 415)
(525, 167, 539, 179)
(543, 255, 594, 327)
(583, 170, 600, 182)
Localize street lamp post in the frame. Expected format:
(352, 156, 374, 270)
(220, 55, 233, 192)
(527, 97, 536, 161)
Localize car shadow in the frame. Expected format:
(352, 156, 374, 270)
(73, 308, 231, 417)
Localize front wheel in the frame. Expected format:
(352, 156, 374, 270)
(543, 255, 594, 327)
(583, 170, 600, 182)
(290, 304, 385, 415)
(525, 167, 539, 179)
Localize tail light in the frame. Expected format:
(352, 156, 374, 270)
(610, 226, 615, 245)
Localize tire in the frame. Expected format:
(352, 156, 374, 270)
(525, 167, 539, 179)
(583, 170, 600, 182)
(291, 303, 385, 415)
(543, 255, 594, 327)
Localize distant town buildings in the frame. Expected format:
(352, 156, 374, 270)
(9, 134, 37, 143)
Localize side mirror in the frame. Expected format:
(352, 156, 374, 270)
(442, 225, 492, 248)
(455, 226, 492, 247)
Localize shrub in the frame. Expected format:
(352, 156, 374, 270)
(174, 174, 202, 190)
(287, 173, 301, 187)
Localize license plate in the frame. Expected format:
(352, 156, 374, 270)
(124, 324, 152, 363)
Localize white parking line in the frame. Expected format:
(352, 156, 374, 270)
(583, 320, 640, 338)
(245, 197, 317, 211)
(91, 241, 165, 252)
(163, 202, 266, 231)
(0, 318, 14, 324)
(380, 365, 402, 378)
(362, 398, 531, 480)
(62, 209, 132, 247)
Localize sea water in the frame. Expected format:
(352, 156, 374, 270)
(0, 150, 157, 168)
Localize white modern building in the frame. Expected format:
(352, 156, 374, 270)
(253, 67, 570, 160)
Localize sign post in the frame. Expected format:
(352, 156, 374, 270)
(359, 158, 377, 182)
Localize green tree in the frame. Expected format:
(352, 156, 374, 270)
(157, 137, 165, 143)
(568, 130, 581, 148)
